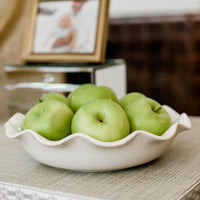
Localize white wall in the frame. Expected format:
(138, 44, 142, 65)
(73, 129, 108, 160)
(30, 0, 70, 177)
(109, 0, 200, 18)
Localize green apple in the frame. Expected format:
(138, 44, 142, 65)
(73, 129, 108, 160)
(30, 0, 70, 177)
(71, 99, 130, 142)
(68, 84, 119, 112)
(40, 92, 69, 106)
(124, 97, 172, 136)
(119, 92, 146, 109)
(23, 100, 73, 141)
(75, 83, 94, 89)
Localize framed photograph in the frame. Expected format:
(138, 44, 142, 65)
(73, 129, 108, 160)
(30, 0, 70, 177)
(22, 0, 109, 63)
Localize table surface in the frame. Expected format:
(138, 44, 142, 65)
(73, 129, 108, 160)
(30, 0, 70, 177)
(0, 116, 200, 200)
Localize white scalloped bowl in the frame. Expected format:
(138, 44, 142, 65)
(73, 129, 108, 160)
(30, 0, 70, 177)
(4, 105, 191, 172)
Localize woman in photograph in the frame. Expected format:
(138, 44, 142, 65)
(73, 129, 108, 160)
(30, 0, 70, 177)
(43, 12, 77, 52)
(33, 0, 99, 54)
(52, 0, 99, 53)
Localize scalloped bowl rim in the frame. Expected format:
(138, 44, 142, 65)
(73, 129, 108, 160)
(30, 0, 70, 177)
(4, 105, 191, 147)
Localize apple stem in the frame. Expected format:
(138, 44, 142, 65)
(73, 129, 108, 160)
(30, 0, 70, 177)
(95, 115, 104, 123)
(155, 106, 162, 113)
(38, 98, 42, 103)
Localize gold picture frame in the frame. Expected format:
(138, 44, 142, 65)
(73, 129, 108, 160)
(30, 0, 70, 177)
(22, 0, 109, 63)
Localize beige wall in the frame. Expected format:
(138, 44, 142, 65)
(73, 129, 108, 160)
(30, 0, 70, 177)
(0, 2, 28, 121)
(109, 0, 200, 18)
(0, 0, 7, 14)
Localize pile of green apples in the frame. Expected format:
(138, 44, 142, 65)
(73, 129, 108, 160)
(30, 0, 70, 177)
(23, 84, 172, 142)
